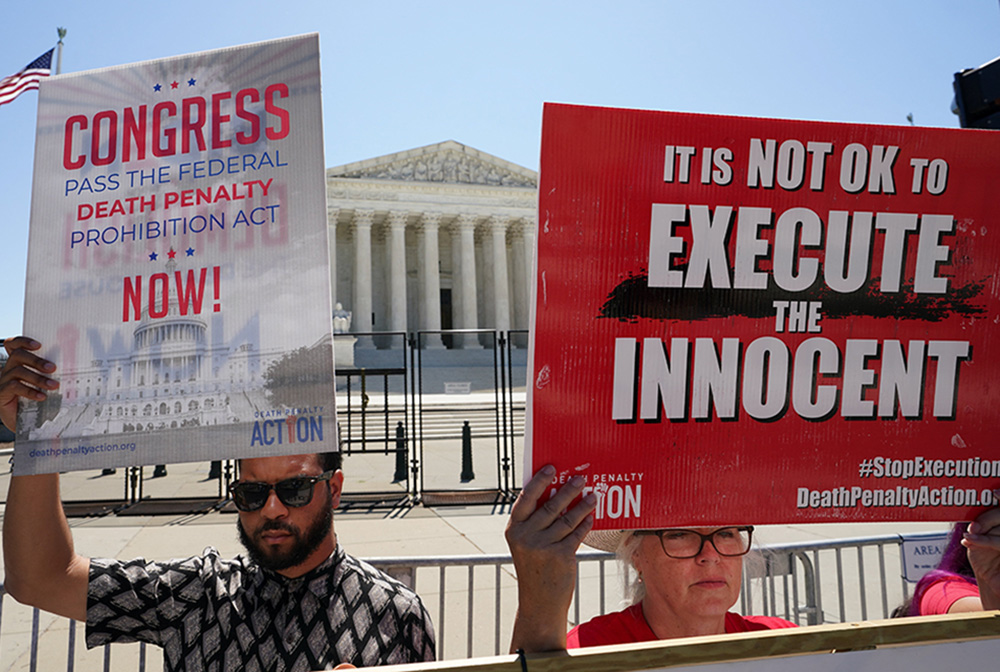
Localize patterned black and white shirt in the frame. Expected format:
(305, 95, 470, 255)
(86, 546, 435, 671)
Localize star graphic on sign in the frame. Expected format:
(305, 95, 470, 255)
(167, 248, 177, 259)
(170, 81, 179, 89)
(153, 83, 162, 92)
(188, 78, 196, 86)
(186, 247, 195, 257)
(149, 252, 158, 261)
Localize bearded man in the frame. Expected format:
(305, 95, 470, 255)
(0, 337, 435, 671)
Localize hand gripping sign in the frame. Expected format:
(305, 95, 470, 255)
(527, 103, 1000, 527)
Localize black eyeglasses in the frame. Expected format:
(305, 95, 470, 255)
(228, 470, 334, 512)
(634, 526, 754, 558)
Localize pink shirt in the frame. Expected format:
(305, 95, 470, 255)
(918, 576, 980, 615)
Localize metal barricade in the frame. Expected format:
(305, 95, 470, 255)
(412, 329, 516, 500)
(0, 532, 946, 668)
(369, 532, 935, 660)
(740, 532, 943, 625)
(336, 331, 413, 500)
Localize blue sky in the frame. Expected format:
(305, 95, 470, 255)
(1, 0, 998, 338)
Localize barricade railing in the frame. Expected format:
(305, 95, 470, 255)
(0, 532, 942, 668)
(412, 328, 515, 499)
(368, 531, 938, 659)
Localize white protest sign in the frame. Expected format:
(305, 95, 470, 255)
(16, 34, 336, 474)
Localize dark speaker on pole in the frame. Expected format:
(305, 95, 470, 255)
(954, 56, 1000, 129)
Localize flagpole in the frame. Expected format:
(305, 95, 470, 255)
(56, 27, 66, 75)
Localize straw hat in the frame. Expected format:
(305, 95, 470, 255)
(583, 529, 632, 553)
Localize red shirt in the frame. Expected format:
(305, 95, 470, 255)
(918, 576, 980, 615)
(566, 603, 797, 648)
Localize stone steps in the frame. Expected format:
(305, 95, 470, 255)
(340, 406, 525, 442)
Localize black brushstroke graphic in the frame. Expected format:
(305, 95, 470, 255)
(598, 272, 988, 323)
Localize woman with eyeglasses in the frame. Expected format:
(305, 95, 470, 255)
(567, 523, 795, 647)
(507, 468, 1000, 653)
(505, 466, 794, 653)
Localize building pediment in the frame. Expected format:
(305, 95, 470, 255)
(327, 140, 537, 188)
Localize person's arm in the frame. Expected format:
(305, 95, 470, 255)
(946, 595, 985, 613)
(963, 497, 1000, 611)
(4, 474, 90, 620)
(0, 337, 89, 621)
(505, 465, 596, 653)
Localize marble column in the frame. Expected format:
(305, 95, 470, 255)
(454, 214, 480, 349)
(418, 213, 444, 348)
(386, 211, 409, 346)
(512, 217, 535, 348)
(489, 215, 511, 335)
(522, 216, 536, 282)
(449, 219, 464, 349)
(525, 222, 536, 345)
(327, 207, 340, 307)
(352, 209, 374, 348)
(510, 220, 529, 335)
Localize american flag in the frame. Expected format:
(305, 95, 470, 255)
(0, 48, 54, 108)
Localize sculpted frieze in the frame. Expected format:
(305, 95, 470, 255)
(334, 151, 537, 188)
(327, 183, 536, 209)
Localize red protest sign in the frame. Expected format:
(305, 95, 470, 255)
(528, 103, 1000, 527)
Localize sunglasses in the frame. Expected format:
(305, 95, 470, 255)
(228, 470, 334, 511)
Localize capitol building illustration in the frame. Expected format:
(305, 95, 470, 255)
(24, 288, 294, 439)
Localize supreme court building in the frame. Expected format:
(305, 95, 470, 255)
(327, 140, 537, 349)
